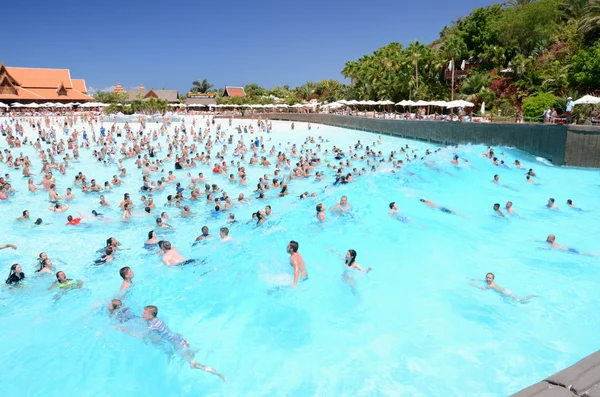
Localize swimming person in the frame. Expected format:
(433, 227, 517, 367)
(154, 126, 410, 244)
(544, 234, 592, 255)
(219, 227, 231, 242)
(493, 203, 505, 217)
(287, 240, 307, 287)
(108, 299, 135, 323)
(419, 198, 455, 214)
(195, 226, 212, 241)
(119, 266, 134, 292)
(388, 202, 409, 222)
(5, 264, 25, 285)
(145, 231, 160, 248)
(337, 248, 372, 273)
(567, 199, 583, 211)
(161, 241, 189, 266)
(316, 203, 326, 222)
(119, 305, 226, 381)
(66, 212, 84, 226)
(505, 201, 518, 216)
(546, 198, 558, 210)
(48, 271, 83, 290)
(330, 195, 351, 214)
(470, 272, 537, 303)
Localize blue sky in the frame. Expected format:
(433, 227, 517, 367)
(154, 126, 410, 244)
(5, 0, 497, 94)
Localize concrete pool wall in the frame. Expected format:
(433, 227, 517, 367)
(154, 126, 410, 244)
(260, 113, 600, 168)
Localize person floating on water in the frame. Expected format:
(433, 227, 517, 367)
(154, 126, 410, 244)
(287, 240, 307, 287)
(544, 234, 594, 255)
(419, 198, 455, 215)
(117, 305, 226, 381)
(470, 272, 537, 303)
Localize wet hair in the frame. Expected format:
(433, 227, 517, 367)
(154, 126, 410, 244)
(148, 230, 154, 239)
(92, 210, 103, 217)
(6, 263, 19, 281)
(109, 299, 122, 311)
(567, 199, 573, 205)
(119, 266, 130, 280)
(486, 272, 495, 280)
(346, 249, 357, 266)
(106, 237, 114, 247)
(144, 305, 158, 318)
(549, 198, 555, 203)
(35, 218, 42, 225)
(316, 204, 324, 212)
(36, 258, 50, 272)
(22, 210, 28, 216)
(389, 202, 395, 209)
(493, 203, 500, 210)
(145, 206, 151, 213)
(162, 241, 171, 250)
(288, 240, 299, 253)
(220, 227, 229, 236)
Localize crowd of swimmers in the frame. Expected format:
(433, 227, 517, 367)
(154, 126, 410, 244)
(1, 113, 595, 380)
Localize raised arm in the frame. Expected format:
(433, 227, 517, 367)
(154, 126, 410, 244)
(0, 244, 17, 250)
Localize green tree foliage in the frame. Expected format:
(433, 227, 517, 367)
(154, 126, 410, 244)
(493, 0, 561, 56)
(522, 92, 558, 119)
(450, 5, 502, 58)
(190, 79, 214, 94)
(93, 91, 129, 104)
(568, 40, 600, 89)
(244, 83, 267, 98)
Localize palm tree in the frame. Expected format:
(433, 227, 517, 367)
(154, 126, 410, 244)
(190, 79, 214, 94)
(560, 0, 588, 20)
(580, 0, 600, 35)
(407, 41, 424, 91)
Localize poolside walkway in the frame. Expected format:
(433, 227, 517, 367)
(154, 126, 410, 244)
(511, 351, 600, 397)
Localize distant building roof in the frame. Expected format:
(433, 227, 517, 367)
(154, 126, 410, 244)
(0, 62, 93, 102)
(223, 86, 246, 97)
(72, 79, 87, 94)
(185, 97, 217, 106)
(113, 82, 125, 93)
(127, 87, 180, 103)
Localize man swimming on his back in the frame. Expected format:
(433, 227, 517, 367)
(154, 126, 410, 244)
(471, 272, 537, 303)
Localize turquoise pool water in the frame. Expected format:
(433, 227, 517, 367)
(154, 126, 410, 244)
(1, 116, 599, 396)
